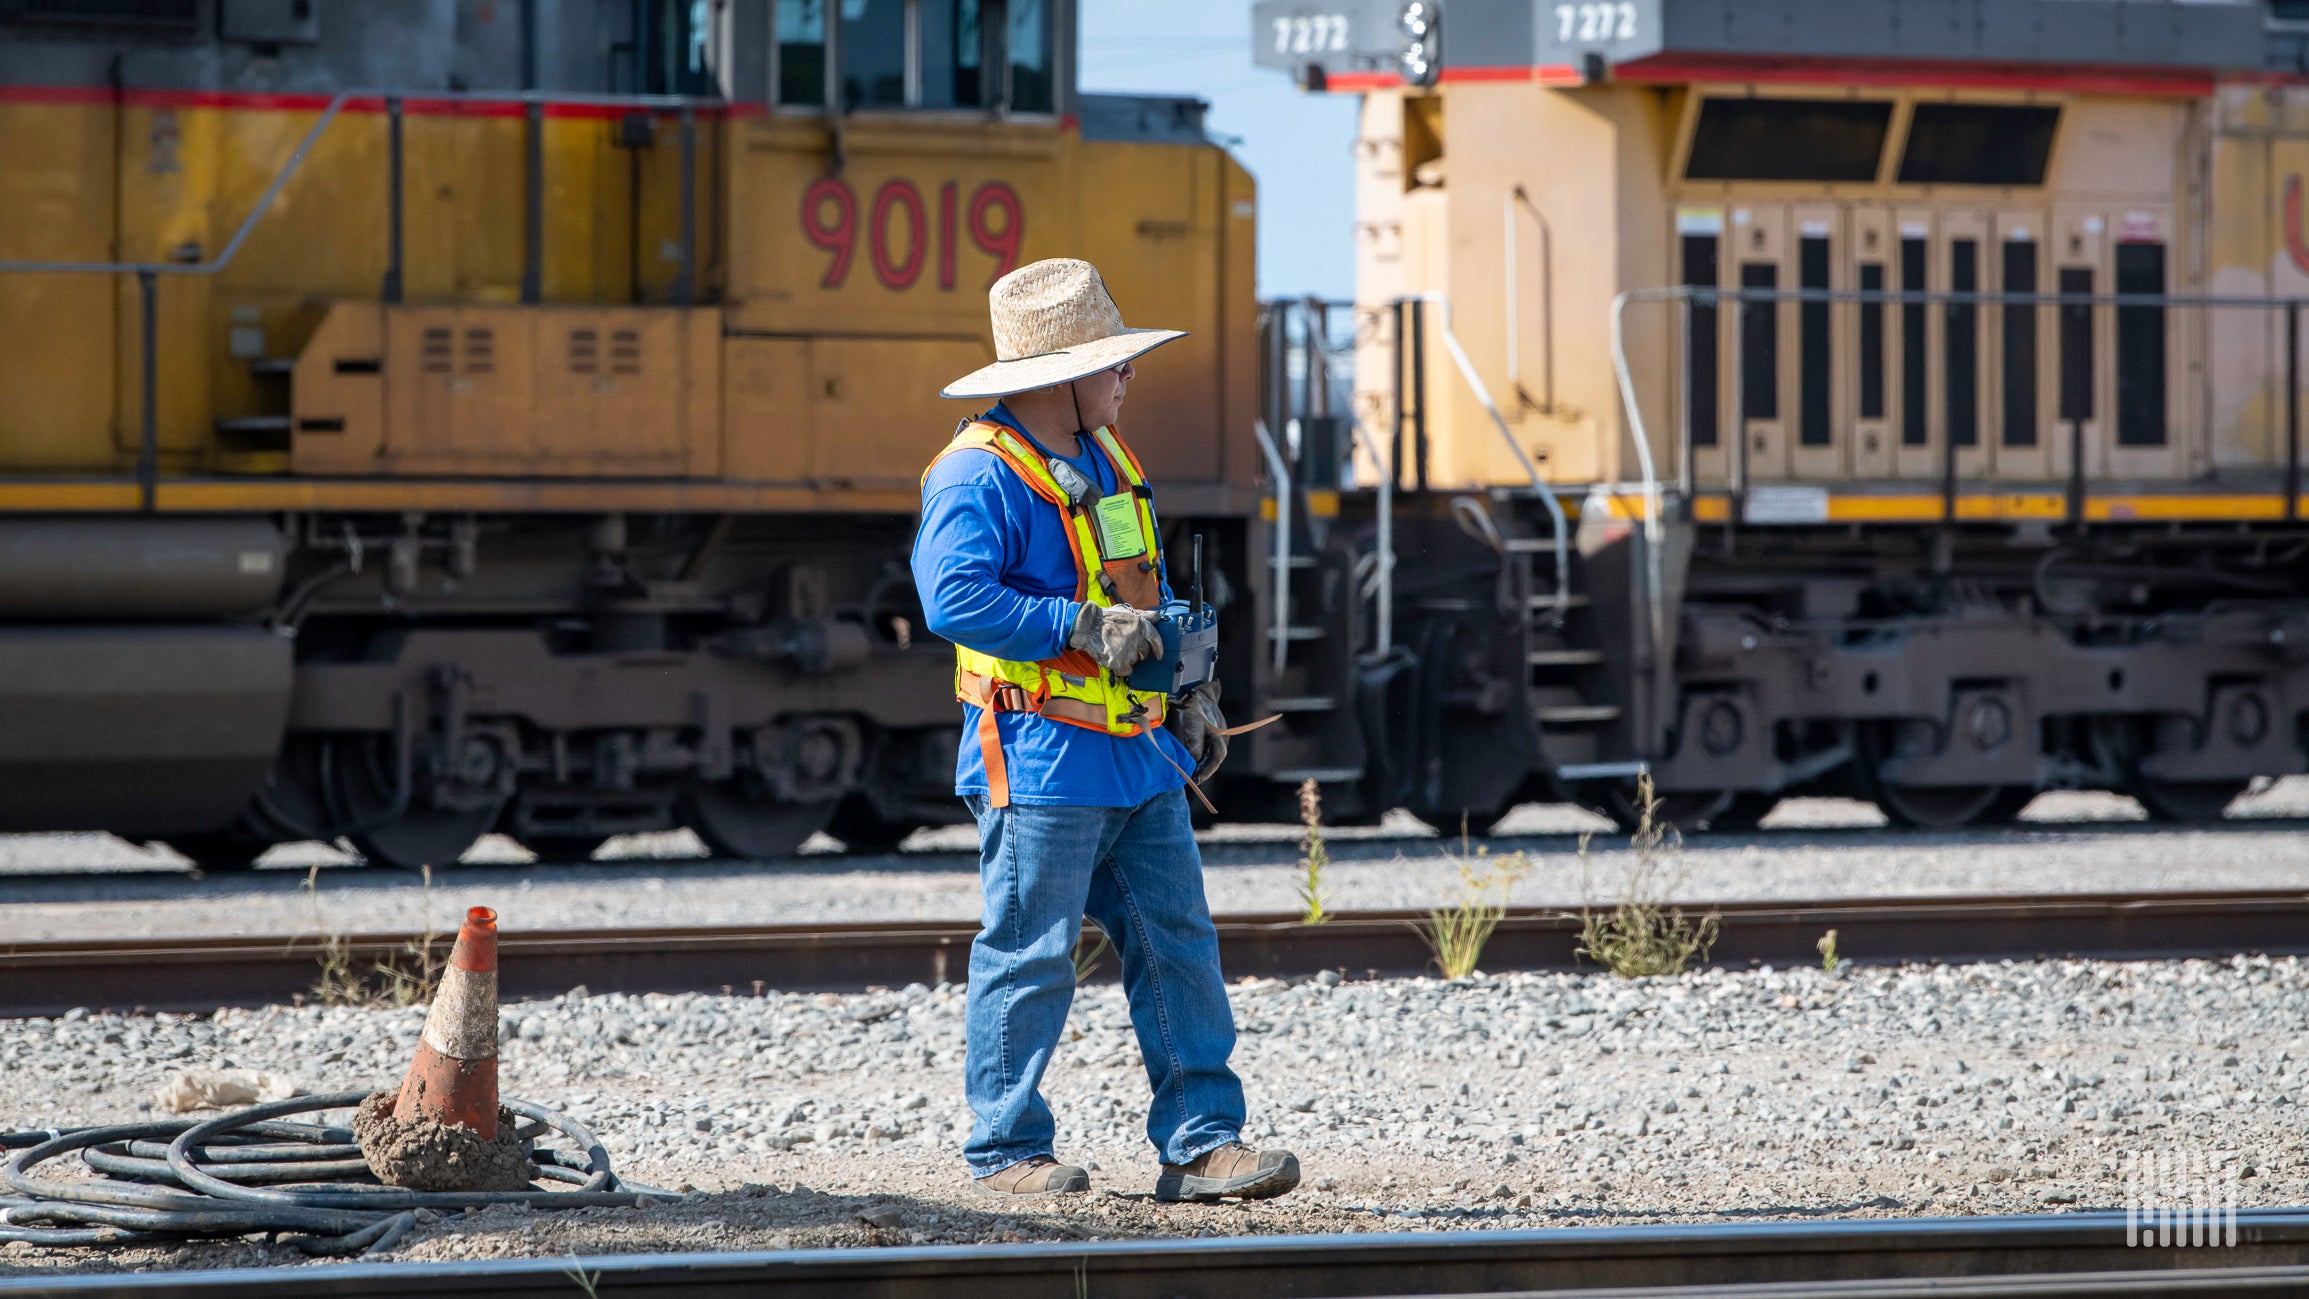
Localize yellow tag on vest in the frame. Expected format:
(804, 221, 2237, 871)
(1092, 493, 1147, 559)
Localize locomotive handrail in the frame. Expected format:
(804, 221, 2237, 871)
(1605, 291, 1669, 752)
(1252, 417, 1294, 675)
(1346, 408, 1396, 655)
(1504, 186, 1556, 416)
(1398, 293, 1572, 622)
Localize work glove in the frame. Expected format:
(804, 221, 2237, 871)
(1166, 680, 1229, 782)
(1069, 602, 1162, 675)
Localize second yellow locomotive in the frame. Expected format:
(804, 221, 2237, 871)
(1251, 0, 2309, 830)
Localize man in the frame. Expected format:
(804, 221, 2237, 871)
(912, 258, 1300, 1202)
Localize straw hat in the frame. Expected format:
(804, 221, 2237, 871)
(941, 258, 1186, 400)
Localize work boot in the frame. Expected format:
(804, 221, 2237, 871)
(974, 1155, 1091, 1196)
(1154, 1141, 1301, 1202)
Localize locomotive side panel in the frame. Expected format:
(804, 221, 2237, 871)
(0, 93, 118, 472)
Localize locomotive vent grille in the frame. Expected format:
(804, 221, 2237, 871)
(610, 329, 642, 376)
(462, 328, 495, 375)
(568, 328, 599, 375)
(420, 327, 453, 374)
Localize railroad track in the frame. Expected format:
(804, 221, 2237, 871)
(0, 1211, 2305, 1296)
(3, 890, 2306, 1017)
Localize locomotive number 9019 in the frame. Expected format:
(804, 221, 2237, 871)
(802, 177, 1025, 292)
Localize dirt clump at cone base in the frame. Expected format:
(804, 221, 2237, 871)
(353, 1089, 536, 1192)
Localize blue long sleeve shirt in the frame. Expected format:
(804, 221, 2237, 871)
(912, 403, 1191, 807)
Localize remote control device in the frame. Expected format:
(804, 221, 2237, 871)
(1127, 534, 1218, 696)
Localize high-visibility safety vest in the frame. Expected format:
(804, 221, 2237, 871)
(921, 418, 1170, 808)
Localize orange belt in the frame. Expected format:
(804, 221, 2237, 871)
(958, 669, 1163, 808)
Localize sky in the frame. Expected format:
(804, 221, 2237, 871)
(1077, 0, 1360, 301)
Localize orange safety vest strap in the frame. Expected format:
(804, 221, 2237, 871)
(977, 707, 1010, 809)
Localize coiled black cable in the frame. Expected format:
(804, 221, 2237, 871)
(1, 1091, 672, 1256)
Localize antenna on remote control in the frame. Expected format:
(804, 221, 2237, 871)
(1191, 533, 1204, 622)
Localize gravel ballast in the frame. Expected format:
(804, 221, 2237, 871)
(6, 782, 2309, 943)
(3, 953, 2304, 1275)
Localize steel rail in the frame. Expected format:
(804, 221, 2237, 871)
(3, 1210, 2309, 1297)
(5, 890, 2308, 1017)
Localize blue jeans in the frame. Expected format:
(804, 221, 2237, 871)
(961, 787, 1246, 1176)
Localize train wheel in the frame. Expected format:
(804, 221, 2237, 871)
(1865, 781, 2000, 829)
(1855, 721, 1998, 829)
(1405, 801, 1516, 839)
(348, 810, 499, 872)
(162, 824, 274, 873)
(2090, 716, 2247, 823)
(1581, 782, 1730, 836)
(1976, 786, 2040, 825)
(521, 835, 609, 864)
(682, 779, 835, 861)
(2127, 776, 2247, 824)
(826, 794, 925, 853)
(331, 736, 502, 871)
(1704, 790, 1780, 833)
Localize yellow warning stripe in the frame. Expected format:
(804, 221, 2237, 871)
(0, 480, 2295, 525)
(1690, 493, 2309, 524)
(0, 483, 145, 511)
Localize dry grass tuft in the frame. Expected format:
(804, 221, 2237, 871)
(301, 864, 447, 1008)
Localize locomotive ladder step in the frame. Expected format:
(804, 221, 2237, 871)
(1270, 766, 1364, 783)
(1264, 554, 1320, 569)
(246, 357, 297, 376)
(1533, 704, 1621, 724)
(1527, 648, 1605, 667)
(1525, 593, 1590, 610)
(1503, 537, 1561, 554)
(216, 415, 292, 433)
(1264, 696, 1338, 712)
(1278, 625, 1325, 641)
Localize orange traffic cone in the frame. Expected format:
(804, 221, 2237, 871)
(393, 905, 501, 1139)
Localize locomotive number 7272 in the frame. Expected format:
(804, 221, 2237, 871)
(802, 177, 1025, 292)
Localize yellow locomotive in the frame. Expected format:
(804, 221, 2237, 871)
(5, 0, 2304, 871)
(1251, 0, 2309, 829)
(0, 0, 1256, 867)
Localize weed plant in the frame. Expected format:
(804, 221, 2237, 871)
(1418, 828, 1531, 979)
(301, 864, 446, 1008)
(1073, 923, 1112, 984)
(1576, 773, 1721, 978)
(1295, 778, 1332, 925)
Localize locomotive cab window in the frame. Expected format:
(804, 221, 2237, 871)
(842, 0, 908, 107)
(777, 0, 1054, 113)
(777, 0, 828, 106)
(635, 0, 728, 97)
(1896, 104, 2060, 187)
(1684, 99, 1892, 184)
